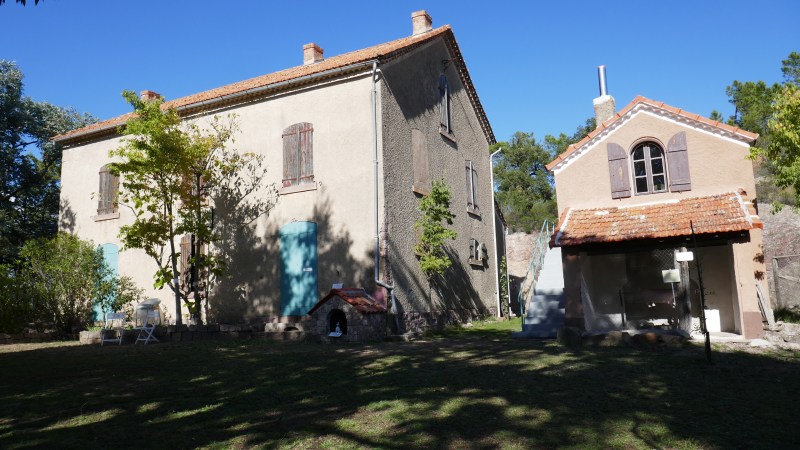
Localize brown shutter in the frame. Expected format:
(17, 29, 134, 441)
(471, 163, 478, 210)
(607, 143, 631, 199)
(180, 235, 191, 290)
(411, 129, 430, 193)
(109, 172, 119, 212)
(97, 168, 107, 213)
(298, 122, 314, 184)
(282, 124, 299, 187)
(465, 161, 473, 209)
(667, 131, 691, 192)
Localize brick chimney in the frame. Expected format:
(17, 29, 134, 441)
(593, 65, 615, 126)
(303, 43, 324, 65)
(411, 10, 432, 35)
(140, 90, 162, 102)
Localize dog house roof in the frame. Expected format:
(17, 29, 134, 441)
(307, 288, 387, 315)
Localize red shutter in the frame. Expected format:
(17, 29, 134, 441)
(298, 122, 314, 184)
(607, 143, 632, 199)
(282, 124, 299, 187)
(667, 131, 691, 192)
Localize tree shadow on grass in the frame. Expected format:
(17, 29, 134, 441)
(0, 340, 798, 449)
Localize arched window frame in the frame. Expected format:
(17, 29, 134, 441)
(630, 141, 668, 195)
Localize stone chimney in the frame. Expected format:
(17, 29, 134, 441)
(140, 90, 162, 102)
(593, 65, 616, 126)
(303, 43, 324, 65)
(411, 10, 432, 35)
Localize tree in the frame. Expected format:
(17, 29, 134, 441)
(751, 84, 800, 210)
(414, 179, 458, 278)
(725, 80, 781, 137)
(491, 119, 593, 234)
(782, 52, 800, 87)
(18, 233, 108, 335)
(0, 60, 96, 265)
(111, 91, 275, 325)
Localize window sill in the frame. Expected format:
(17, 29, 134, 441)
(468, 259, 485, 269)
(439, 126, 456, 143)
(467, 207, 481, 218)
(412, 184, 430, 196)
(279, 183, 317, 195)
(93, 211, 120, 222)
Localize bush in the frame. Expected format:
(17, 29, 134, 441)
(19, 233, 108, 335)
(0, 265, 31, 333)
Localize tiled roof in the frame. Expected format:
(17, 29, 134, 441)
(54, 25, 494, 145)
(551, 192, 761, 247)
(546, 96, 759, 171)
(308, 288, 387, 316)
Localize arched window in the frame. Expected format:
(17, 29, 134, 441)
(631, 142, 667, 194)
(97, 164, 119, 215)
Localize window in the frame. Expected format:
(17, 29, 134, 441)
(465, 160, 478, 214)
(97, 164, 119, 215)
(439, 74, 451, 135)
(411, 129, 430, 194)
(469, 238, 487, 266)
(282, 122, 314, 188)
(631, 142, 667, 194)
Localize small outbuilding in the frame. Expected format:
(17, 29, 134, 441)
(307, 288, 387, 342)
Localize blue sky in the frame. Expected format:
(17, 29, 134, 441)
(2, 0, 798, 142)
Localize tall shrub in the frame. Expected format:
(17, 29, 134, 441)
(19, 233, 107, 334)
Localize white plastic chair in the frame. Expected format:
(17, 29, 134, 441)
(101, 312, 126, 346)
(134, 310, 160, 345)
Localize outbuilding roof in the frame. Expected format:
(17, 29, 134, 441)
(308, 288, 387, 316)
(546, 96, 759, 172)
(550, 191, 761, 247)
(54, 25, 494, 145)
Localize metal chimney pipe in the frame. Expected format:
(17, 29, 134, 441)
(598, 65, 608, 96)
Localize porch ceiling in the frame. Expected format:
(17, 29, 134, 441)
(551, 191, 761, 247)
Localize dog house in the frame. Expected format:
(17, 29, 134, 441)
(307, 288, 387, 342)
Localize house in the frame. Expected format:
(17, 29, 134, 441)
(54, 11, 502, 333)
(545, 73, 770, 339)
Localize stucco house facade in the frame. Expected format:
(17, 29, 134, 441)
(546, 92, 769, 339)
(55, 11, 501, 332)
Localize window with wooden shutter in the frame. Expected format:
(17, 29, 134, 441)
(439, 74, 451, 134)
(411, 129, 430, 194)
(667, 131, 691, 192)
(465, 160, 479, 215)
(97, 164, 119, 215)
(282, 122, 314, 187)
(630, 141, 667, 195)
(606, 143, 632, 199)
(179, 234, 191, 291)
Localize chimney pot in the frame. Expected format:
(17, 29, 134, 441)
(411, 10, 432, 35)
(593, 65, 615, 126)
(140, 90, 162, 102)
(303, 43, 324, 65)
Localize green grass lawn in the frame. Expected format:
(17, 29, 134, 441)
(1, 319, 799, 449)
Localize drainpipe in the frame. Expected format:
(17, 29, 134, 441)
(489, 148, 503, 317)
(370, 61, 400, 332)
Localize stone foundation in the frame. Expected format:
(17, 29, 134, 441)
(393, 307, 495, 333)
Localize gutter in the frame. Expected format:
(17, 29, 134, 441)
(54, 60, 379, 144)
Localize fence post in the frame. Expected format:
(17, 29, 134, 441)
(771, 257, 782, 310)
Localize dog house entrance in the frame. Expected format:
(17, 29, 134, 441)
(329, 309, 347, 336)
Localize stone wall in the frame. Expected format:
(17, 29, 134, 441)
(1, 332, 76, 345)
(393, 307, 495, 333)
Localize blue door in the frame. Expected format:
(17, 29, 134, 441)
(96, 243, 119, 320)
(280, 222, 318, 316)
